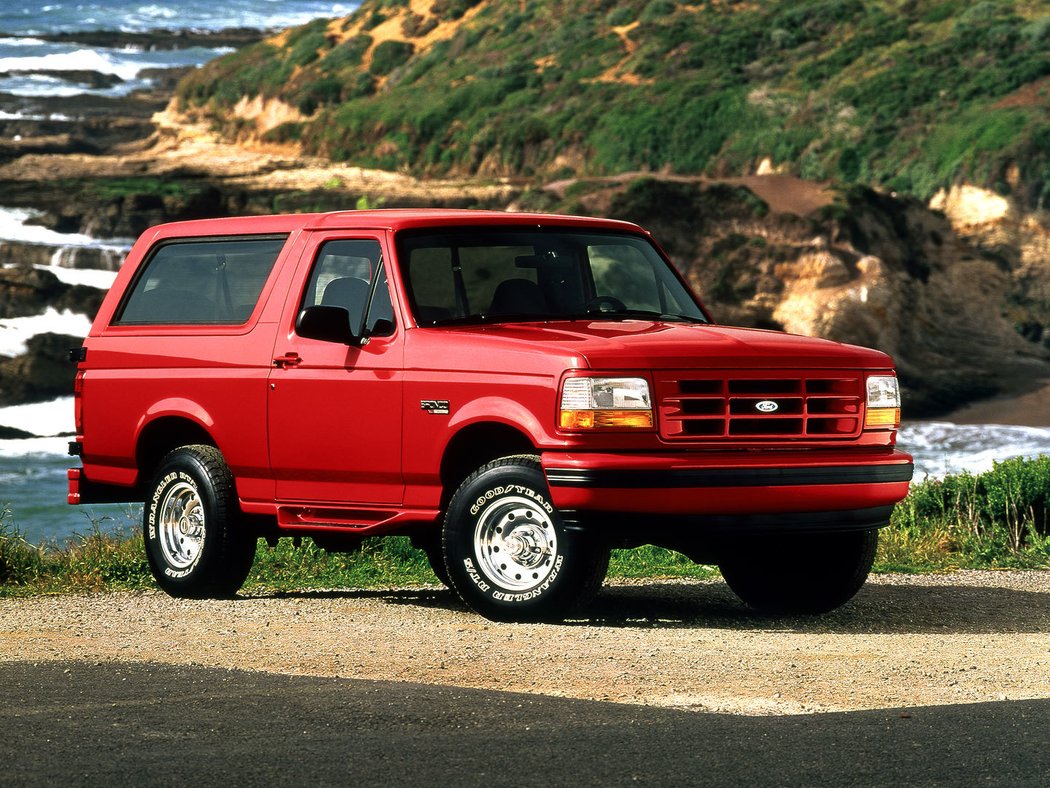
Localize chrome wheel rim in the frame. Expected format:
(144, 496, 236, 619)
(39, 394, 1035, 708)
(157, 481, 205, 569)
(474, 495, 558, 592)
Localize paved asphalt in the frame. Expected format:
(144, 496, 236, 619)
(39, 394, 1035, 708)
(0, 661, 1046, 787)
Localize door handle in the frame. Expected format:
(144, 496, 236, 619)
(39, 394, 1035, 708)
(273, 352, 302, 369)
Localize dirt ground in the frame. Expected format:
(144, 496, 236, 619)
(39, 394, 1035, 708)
(1, 571, 1047, 716)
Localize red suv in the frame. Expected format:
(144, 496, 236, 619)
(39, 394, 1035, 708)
(69, 210, 913, 621)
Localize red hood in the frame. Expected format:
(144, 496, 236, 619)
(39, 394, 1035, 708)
(438, 320, 893, 371)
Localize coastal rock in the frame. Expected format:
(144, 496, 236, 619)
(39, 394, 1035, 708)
(0, 332, 80, 407)
(0, 425, 34, 439)
(0, 240, 123, 276)
(0, 70, 123, 89)
(0, 265, 105, 320)
(37, 28, 269, 50)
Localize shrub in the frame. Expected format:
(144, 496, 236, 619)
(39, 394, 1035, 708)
(370, 40, 415, 76)
(640, 0, 676, 25)
(606, 7, 636, 27)
(883, 455, 1050, 570)
(319, 35, 373, 73)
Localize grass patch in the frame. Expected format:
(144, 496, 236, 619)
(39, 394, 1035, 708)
(2, 457, 1047, 596)
(877, 455, 1050, 572)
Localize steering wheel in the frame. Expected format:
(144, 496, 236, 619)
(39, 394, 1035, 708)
(584, 295, 627, 314)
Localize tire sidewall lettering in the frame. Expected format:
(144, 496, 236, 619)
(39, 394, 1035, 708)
(469, 483, 554, 517)
(462, 557, 491, 593)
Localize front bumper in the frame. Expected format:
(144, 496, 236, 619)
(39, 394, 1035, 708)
(541, 449, 913, 517)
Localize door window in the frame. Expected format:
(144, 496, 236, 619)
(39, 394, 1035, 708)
(300, 239, 394, 336)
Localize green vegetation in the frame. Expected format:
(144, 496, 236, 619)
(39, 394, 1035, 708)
(3, 457, 1046, 597)
(881, 455, 1050, 571)
(174, 0, 1050, 207)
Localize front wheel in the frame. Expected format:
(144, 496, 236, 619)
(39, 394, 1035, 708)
(143, 445, 256, 598)
(442, 456, 608, 622)
(718, 529, 879, 614)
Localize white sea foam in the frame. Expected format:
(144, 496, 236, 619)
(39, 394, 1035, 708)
(0, 207, 134, 250)
(0, 39, 226, 97)
(136, 4, 179, 21)
(0, 48, 144, 80)
(0, 308, 92, 357)
(0, 109, 75, 121)
(0, 436, 71, 459)
(898, 421, 1050, 480)
(0, 397, 74, 440)
(0, 37, 48, 47)
(34, 264, 118, 289)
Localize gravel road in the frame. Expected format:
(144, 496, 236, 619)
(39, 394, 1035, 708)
(2, 571, 1047, 716)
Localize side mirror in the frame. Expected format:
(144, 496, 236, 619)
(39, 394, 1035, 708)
(296, 305, 358, 345)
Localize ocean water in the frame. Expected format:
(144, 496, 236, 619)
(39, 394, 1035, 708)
(0, 1, 358, 35)
(0, 0, 357, 99)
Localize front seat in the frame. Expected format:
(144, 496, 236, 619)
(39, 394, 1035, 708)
(488, 278, 549, 316)
(321, 277, 371, 329)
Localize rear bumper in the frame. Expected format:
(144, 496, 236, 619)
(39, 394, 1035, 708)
(541, 449, 913, 518)
(67, 468, 140, 505)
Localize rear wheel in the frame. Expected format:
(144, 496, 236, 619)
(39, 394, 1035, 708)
(718, 530, 878, 614)
(143, 445, 256, 598)
(442, 456, 608, 622)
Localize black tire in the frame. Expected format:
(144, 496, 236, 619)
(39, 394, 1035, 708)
(442, 456, 609, 622)
(422, 539, 452, 588)
(718, 529, 879, 614)
(143, 445, 256, 599)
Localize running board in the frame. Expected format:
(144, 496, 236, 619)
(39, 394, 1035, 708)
(276, 506, 439, 536)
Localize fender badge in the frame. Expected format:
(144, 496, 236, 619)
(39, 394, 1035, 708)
(421, 399, 450, 415)
(755, 400, 779, 413)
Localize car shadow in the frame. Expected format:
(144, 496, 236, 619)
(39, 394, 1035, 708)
(573, 579, 1050, 634)
(255, 575, 1050, 635)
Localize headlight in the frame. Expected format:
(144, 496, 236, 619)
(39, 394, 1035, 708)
(559, 376, 654, 430)
(865, 375, 900, 429)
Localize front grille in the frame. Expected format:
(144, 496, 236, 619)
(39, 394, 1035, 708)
(656, 370, 863, 441)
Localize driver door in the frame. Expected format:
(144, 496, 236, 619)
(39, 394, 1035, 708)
(267, 233, 404, 505)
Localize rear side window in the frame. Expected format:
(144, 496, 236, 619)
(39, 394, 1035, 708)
(115, 235, 287, 325)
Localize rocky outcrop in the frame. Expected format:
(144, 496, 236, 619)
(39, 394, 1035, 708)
(0, 266, 105, 320)
(0, 262, 108, 415)
(0, 332, 81, 407)
(0, 242, 124, 272)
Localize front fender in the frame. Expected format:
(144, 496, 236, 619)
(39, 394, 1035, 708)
(447, 395, 551, 447)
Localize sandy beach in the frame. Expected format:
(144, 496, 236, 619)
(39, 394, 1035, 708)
(944, 377, 1050, 428)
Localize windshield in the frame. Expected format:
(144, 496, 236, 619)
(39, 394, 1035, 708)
(396, 227, 708, 326)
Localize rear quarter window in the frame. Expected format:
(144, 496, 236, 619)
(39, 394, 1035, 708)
(115, 235, 287, 325)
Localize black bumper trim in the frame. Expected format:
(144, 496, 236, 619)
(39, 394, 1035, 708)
(546, 463, 914, 488)
(562, 504, 898, 536)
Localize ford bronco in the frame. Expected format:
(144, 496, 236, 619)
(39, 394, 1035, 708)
(69, 210, 913, 621)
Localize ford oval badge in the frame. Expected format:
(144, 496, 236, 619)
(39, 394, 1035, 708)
(755, 400, 779, 413)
